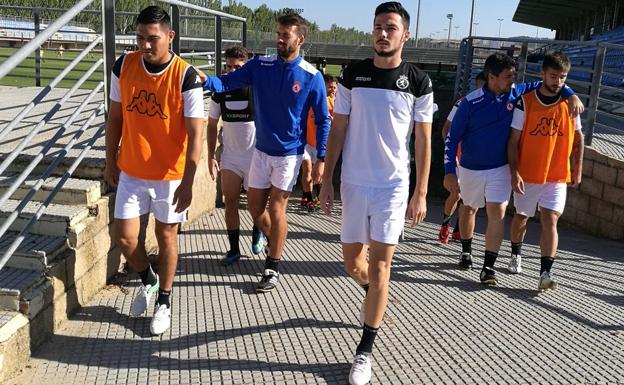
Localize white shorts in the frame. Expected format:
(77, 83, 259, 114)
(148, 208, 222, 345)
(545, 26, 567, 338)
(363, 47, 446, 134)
(302, 144, 317, 162)
(514, 182, 567, 217)
(114, 172, 187, 224)
(340, 182, 409, 245)
(248, 149, 303, 192)
(220, 151, 253, 190)
(458, 164, 511, 208)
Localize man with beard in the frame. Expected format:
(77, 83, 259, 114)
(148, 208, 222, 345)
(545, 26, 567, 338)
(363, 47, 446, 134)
(443, 52, 584, 285)
(507, 51, 584, 291)
(319, 2, 433, 384)
(202, 14, 330, 293)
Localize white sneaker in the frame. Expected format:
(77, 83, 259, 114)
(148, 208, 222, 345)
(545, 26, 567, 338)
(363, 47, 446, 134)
(359, 299, 366, 327)
(129, 277, 159, 317)
(507, 254, 522, 274)
(150, 304, 171, 335)
(349, 353, 372, 385)
(538, 271, 558, 291)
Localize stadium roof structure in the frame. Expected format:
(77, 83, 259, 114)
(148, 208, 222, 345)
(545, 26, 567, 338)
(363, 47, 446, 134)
(513, 0, 614, 30)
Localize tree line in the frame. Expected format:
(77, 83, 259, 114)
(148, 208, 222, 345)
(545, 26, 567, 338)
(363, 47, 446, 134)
(0, 0, 375, 46)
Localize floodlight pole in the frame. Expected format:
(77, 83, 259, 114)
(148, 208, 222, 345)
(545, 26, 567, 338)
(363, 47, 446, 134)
(447, 14, 453, 48)
(469, 0, 476, 37)
(415, 0, 421, 47)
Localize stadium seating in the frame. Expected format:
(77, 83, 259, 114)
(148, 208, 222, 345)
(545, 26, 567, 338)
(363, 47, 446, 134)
(527, 27, 624, 87)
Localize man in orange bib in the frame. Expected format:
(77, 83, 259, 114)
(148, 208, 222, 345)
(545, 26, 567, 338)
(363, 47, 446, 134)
(301, 74, 336, 212)
(507, 51, 584, 290)
(104, 6, 205, 335)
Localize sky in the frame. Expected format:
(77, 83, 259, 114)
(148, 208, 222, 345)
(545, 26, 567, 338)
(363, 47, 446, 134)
(239, 0, 556, 40)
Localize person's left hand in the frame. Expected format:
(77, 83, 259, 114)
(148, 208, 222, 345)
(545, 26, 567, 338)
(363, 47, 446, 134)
(569, 168, 582, 188)
(312, 160, 325, 184)
(172, 179, 193, 213)
(407, 193, 427, 227)
(568, 95, 585, 117)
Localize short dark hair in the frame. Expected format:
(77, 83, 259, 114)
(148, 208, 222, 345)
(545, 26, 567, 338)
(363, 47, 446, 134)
(277, 14, 307, 37)
(484, 52, 516, 77)
(323, 74, 337, 84)
(224, 46, 248, 60)
(542, 51, 571, 72)
(375, 2, 410, 30)
(476, 71, 487, 82)
(136, 6, 171, 29)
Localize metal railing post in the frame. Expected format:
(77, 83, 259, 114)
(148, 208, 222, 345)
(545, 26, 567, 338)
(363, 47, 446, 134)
(453, 39, 466, 100)
(461, 38, 474, 96)
(102, 0, 115, 113)
(34, 10, 41, 87)
(517, 42, 529, 83)
(171, 4, 181, 54)
(215, 15, 222, 75)
(242, 21, 247, 48)
(585, 45, 606, 146)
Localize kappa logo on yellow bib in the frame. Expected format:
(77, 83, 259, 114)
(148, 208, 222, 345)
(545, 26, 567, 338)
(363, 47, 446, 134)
(126, 90, 168, 119)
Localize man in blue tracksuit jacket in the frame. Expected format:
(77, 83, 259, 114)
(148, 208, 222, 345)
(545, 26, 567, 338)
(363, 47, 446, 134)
(443, 52, 583, 285)
(203, 13, 331, 293)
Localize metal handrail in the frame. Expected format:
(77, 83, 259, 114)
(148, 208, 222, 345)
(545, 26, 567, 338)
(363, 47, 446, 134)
(0, 36, 102, 142)
(0, 0, 95, 80)
(0, 82, 104, 241)
(0, 1, 248, 273)
(0, 59, 103, 178)
(159, 0, 246, 22)
(0, 102, 105, 270)
(454, 36, 624, 146)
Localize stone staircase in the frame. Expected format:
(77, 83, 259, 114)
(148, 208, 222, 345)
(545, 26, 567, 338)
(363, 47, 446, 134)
(0, 86, 215, 382)
(0, 173, 125, 381)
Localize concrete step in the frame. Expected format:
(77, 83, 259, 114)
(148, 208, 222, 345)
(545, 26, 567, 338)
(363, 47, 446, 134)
(5, 151, 107, 182)
(0, 232, 67, 271)
(0, 199, 91, 237)
(0, 267, 45, 312)
(0, 174, 103, 206)
(0, 310, 30, 383)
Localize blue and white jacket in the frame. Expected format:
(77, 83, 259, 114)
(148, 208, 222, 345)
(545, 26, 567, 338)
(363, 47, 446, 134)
(444, 81, 574, 174)
(203, 55, 330, 158)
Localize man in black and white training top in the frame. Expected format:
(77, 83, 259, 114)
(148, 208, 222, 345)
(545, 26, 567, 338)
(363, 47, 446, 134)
(207, 46, 267, 266)
(319, 2, 433, 384)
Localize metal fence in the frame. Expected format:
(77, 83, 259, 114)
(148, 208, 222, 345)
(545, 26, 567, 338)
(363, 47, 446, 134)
(0, 2, 246, 89)
(453, 36, 624, 147)
(0, 1, 246, 272)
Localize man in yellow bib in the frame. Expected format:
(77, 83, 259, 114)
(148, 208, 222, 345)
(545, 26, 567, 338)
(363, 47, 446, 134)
(507, 51, 584, 291)
(104, 6, 204, 335)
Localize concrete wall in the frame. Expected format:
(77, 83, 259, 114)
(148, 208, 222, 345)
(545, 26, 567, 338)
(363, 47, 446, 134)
(186, 123, 217, 225)
(561, 147, 624, 240)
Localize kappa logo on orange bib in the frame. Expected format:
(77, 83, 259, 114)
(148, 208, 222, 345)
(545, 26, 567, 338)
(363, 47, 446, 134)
(126, 90, 168, 119)
(292, 81, 302, 93)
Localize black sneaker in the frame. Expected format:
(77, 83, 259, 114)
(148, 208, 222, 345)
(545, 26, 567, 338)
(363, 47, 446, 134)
(480, 267, 497, 285)
(256, 269, 279, 293)
(221, 250, 241, 266)
(458, 252, 473, 270)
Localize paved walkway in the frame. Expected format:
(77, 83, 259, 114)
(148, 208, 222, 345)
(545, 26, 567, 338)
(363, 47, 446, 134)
(7, 199, 624, 385)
